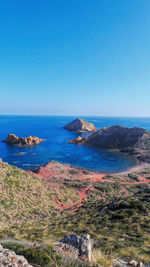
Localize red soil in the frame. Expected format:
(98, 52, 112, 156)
(29, 161, 150, 213)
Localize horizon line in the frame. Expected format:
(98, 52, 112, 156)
(0, 113, 150, 118)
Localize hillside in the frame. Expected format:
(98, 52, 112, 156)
(0, 160, 79, 225)
(0, 159, 150, 265)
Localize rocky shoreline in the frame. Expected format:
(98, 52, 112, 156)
(68, 125, 150, 164)
(1, 121, 150, 266)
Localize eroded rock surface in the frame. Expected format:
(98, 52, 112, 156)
(69, 125, 150, 163)
(64, 118, 97, 132)
(113, 259, 144, 267)
(0, 244, 32, 267)
(68, 136, 88, 144)
(3, 134, 44, 147)
(55, 234, 92, 262)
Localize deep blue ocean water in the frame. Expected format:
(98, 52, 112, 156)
(0, 115, 150, 173)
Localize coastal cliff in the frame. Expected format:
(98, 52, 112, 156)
(69, 125, 150, 162)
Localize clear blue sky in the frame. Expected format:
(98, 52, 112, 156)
(0, 0, 150, 116)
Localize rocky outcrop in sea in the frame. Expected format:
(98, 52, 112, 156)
(63, 118, 97, 132)
(3, 134, 44, 147)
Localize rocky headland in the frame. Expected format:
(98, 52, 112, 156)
(69, 125, 150, 163)
(3, 133, 44, 146)
(63, 118, 97, 132)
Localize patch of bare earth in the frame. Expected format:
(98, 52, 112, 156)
(29, 161, 150, 213)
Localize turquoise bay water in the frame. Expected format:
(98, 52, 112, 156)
(0, 116, 150, 173)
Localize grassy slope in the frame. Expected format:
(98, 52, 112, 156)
(53, 186, 150, 262)
(0, 162, 57, 224)
(0, 160, 150, 264)
(0, 161, 77, 233)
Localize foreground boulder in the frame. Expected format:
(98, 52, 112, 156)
(55, 234, 92, 262)
(0, 244, 32, 266)
(3, 134, 44, 146)
(63, 118, 97, 132)
(113, 259, 144, 267)
(69, 125, 150, 162)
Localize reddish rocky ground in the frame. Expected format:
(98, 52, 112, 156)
(29, 161, 150, 213)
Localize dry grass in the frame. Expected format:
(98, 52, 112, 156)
(0, 160, 150, 264)
(92, 249, 113, 267)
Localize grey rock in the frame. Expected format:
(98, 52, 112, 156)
(70, 125, 150, 163)
(0, 244, 33, 267)
(57, 233, 92, 262)
(113, 259, 145, 267)
(113, 259, 129, 267)
(55, 242, 79, 259)
(130, 260, 138, 267)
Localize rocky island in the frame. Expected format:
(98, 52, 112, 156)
(3, 133, 44, 146)
(63, 118, 97, 132)
(69, 125, 150, 163)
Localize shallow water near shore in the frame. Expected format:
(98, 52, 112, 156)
(0, 115, 150, 173)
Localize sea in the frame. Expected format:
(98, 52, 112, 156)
(0, 115, 150, 173)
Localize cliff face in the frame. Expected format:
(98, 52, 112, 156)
(69, 125, 150, 162)
(63, 118, 97, 132)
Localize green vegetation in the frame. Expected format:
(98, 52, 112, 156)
(49, 186, 150, 263)
(0, 163, 58, 223)
(0, 162, 78, 224)
(2, 241, 92, 267)
(2, 241, 61, 267)
(0, 161, 150, 265)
